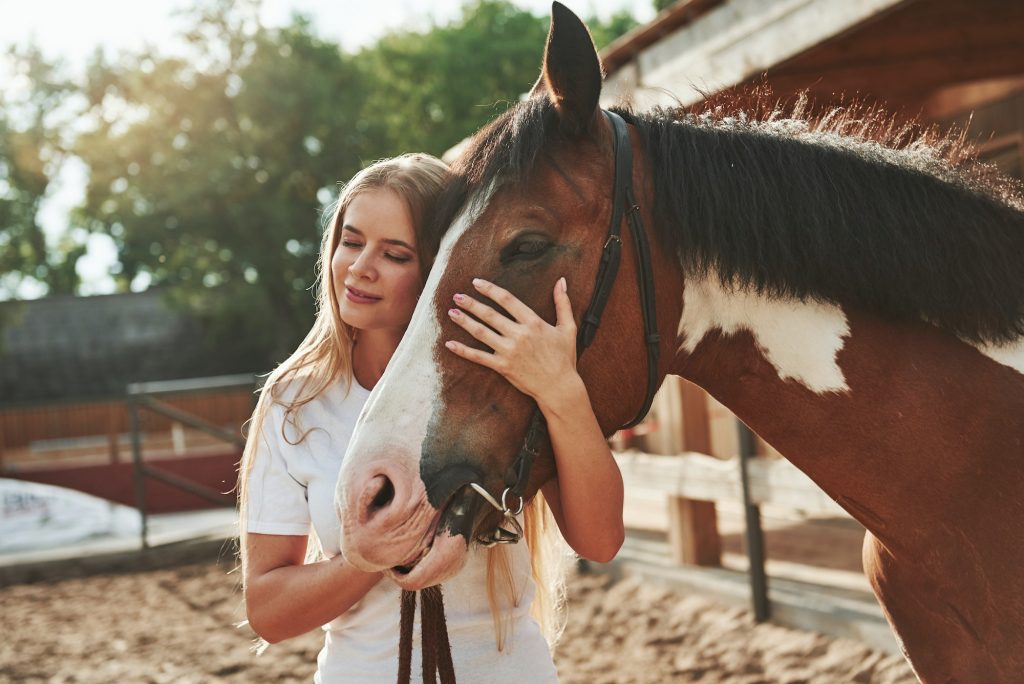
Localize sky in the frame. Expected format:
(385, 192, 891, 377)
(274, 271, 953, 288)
(0, 0, 656, 299)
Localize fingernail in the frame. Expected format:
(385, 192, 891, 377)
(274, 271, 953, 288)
(472, 278, 484, 288)
(453, 293, 464, 303)
(445, 340, 456, 350)
(559, 276, 567, 293)
(448, 308, 460, 317)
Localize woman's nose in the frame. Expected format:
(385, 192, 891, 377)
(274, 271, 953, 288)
(349, 252, 377, 280)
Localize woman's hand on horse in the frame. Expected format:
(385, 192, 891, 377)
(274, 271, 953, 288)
(445, 277, 580, 408)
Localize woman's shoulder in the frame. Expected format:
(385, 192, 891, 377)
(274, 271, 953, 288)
(262, 373, 369, 437)
(265, 372, 366, 410)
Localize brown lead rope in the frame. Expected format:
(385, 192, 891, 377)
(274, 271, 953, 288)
(397, 587, 456, 684)
(398, 590, 416, 683)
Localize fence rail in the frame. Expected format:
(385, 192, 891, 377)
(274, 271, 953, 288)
(616, 427, 850, 622)
(615, 452, 844, 516)
(128, 374, 256, 547)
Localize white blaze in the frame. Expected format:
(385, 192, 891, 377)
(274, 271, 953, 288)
(971, 337, 1024, 376)
(678, 273, 851, 394)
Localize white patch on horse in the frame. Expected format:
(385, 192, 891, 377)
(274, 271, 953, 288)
(343, 184, 497, 473)
(970, 336, 1024, 376)
(678, 274, 851, 394)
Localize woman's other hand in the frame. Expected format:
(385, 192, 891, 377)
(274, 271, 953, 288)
(444, 277, 580, 412)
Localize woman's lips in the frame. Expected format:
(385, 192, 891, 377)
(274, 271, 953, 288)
(346, 286, 382, 304)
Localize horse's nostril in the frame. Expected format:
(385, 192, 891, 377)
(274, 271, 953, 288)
(369, 475, 395, 513)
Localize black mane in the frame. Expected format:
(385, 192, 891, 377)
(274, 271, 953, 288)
(435, 95, 1024, 343)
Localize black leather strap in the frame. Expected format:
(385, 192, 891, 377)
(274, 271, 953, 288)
(506, 110, 660, 500)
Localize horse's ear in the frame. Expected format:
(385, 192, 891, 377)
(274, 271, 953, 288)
(529, 2, 603, 136)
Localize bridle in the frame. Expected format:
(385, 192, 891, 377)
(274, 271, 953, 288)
(472, 109, 662, 545)
(398, 110, 662, 684)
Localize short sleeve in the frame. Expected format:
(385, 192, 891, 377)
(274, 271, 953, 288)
(245, 405, 313, 536)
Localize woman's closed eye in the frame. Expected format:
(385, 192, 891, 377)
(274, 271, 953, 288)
(341, 240, 410, 264)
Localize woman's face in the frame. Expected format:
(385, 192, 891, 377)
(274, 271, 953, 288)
(332, 188, 422, 333)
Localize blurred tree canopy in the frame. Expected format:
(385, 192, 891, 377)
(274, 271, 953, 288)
(0, 46, 81, 298)
(0, 0, 640, 372)
(72, 1, 379, 367)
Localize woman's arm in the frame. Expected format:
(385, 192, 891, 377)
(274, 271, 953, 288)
(444, 277, 625, 562)
(243, 533, 382, 643)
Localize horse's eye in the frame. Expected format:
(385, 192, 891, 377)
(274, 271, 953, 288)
(501, 235, 551, 263)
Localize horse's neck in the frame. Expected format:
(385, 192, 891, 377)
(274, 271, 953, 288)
(670, 274, 1024, 547)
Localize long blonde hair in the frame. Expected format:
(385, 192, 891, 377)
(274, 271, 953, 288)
(237, 152, 566, 649)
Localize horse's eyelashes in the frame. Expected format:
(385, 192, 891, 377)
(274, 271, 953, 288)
(499, 237, 552, 263)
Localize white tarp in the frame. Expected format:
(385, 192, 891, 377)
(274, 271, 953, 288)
(0, 478, 141, 553)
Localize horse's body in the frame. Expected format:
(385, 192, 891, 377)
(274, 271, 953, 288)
(680, 294, 1024, 680)
(336, 5, 1024, 680)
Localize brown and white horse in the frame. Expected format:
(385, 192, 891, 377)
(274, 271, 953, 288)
(336, 4, 1024, 680)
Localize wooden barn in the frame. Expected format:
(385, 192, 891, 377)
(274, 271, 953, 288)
(601, 0, 1024, 180)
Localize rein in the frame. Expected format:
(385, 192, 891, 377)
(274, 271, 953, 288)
(396, 110, 660, 684)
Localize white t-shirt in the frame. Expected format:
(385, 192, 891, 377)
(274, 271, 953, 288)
(246, 377, 558, 683)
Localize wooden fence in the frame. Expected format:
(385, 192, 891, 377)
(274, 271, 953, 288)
(0, 388, 255, 470)
(617, 377, 849, 572)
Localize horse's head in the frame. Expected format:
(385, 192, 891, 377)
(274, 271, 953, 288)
(336, 2, 677, 589)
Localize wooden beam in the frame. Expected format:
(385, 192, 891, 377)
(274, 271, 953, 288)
(765, 45, 1024, 104)
(668, 495, 722, 566)
(602, 0, 911, 109)
(665, 381, 722, 567)
(617, 451, 847, 516)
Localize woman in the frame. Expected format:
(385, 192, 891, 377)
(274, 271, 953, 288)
(239, 153, 624, 682)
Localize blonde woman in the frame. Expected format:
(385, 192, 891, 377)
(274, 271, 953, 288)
(239, 153, 624, 682)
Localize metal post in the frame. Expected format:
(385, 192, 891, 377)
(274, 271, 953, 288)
(737, 420, 770, 621)
(129, 397, 149, 549)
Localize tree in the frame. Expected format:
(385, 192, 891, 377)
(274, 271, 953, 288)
(586, 10, 640, 50)
(8, 0, 646, 372)
(355, 1, 639, 159)
(356, 1, 549, 158)
(0, 46, 82, 299)
(653, 0, 677, 12)
(73, 2, 383, 368)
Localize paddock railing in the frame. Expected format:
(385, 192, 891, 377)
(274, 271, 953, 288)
(615, 439, 845, 623)
(614, 376, 851, 623)
(127, 374, 257, 547)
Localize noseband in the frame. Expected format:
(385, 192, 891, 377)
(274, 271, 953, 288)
(474, 109, 661, 545)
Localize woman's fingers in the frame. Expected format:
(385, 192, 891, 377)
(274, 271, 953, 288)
(471, 278, 535, 323)
(553, 277, 575, 332)
(443, 339, 500, 371)
(447, 307, 506, 350)
(452, 292, 516, 335)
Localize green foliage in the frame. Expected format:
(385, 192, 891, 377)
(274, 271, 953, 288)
(586, 10, 640, 50)
(3, 0, 646, 371)
(653, 0, 678, 12)
(72, 4, 382, 365)
(357, 1, 548, 157)
(0, 45, 81, 298)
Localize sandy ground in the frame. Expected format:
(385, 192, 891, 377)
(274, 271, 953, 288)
(0, 552, 916, 683)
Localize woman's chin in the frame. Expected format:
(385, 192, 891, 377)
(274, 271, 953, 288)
(385, 530, 469, 591)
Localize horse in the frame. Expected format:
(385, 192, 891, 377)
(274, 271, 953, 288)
(335, 3, 1024, 680)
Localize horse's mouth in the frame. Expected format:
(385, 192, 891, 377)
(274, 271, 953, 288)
(391, 545, 430, 576)
(386, 485, 481, 585)
(390, 517, 440, 577)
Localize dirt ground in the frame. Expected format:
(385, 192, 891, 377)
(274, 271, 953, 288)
(0, 551, 916, 684)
